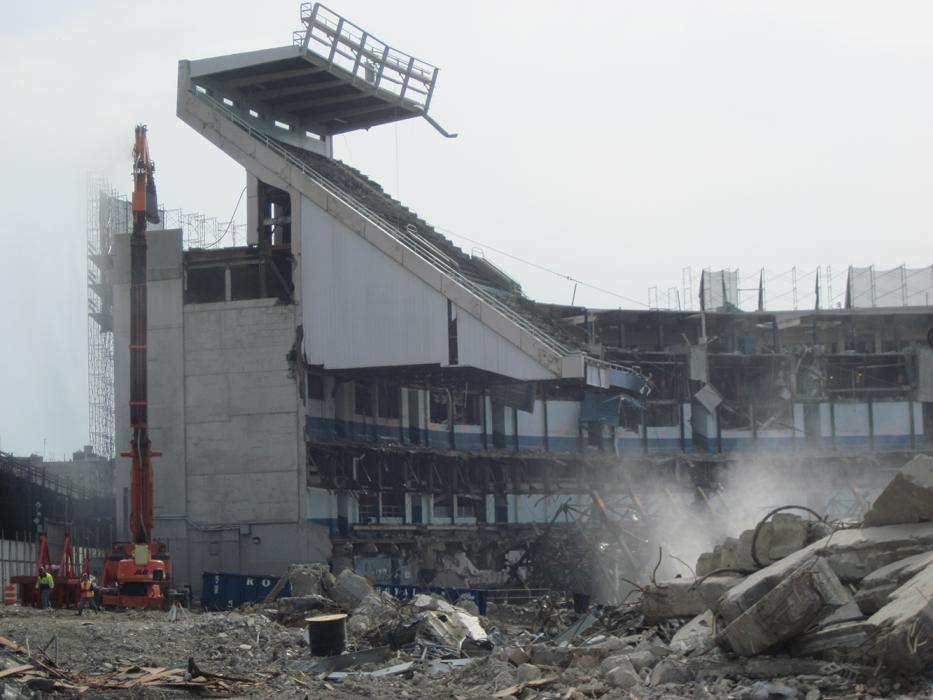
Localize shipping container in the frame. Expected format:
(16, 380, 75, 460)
(201, 572, 290, 610)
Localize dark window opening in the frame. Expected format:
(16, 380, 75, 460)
(257, 181, 292, 249)
(620, 404, 643, 430)
(186, 267, 226, 304)
(447, 301, 459, 365)
(378, 385, 400, 419)
(456, 494, 480, 518)
(358, 493, 378, 523)
(924, 403, 933, 448)
(454, 392, 482, 425)
(586, 421, 604, 450)
(430, 391, 449, 424)
(433, 494, 452, 519)
(407, 390, 421, 445)
(494, 493, 508, 523)
(355, 383, 373, 417)
(381, 491, 404, 520)
(230, 264, 260, 301)
(411, 496, 423, 524)
(307, 373, 324, 401)
(645, 402, 678, 427)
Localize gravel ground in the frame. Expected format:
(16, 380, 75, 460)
(3, 605, 933, 699)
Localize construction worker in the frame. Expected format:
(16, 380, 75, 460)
(35, 567, 54, 610)
(77, 573, 98, 615)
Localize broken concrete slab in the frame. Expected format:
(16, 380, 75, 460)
(330, 569, 373, 610)
(718, 522, 933, 624)
(866, 554, 933, 674)
(605, 662, 642, 690)
(287, 563, 335, 597)
(789, 621, 876, 660)
(346, 591, 399, 637)
(649, 657, 693, 686)
(669, 610, 716, 656)
(768, 514, 810, 560)
(863, 455, 933, 527)
(717, 557, 851, 656)
(642, 574, 744, 621)
(855, 551, 933, 615)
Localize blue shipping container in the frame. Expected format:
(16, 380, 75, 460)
(201, 572, 291, 611)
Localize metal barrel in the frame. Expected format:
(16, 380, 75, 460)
(306, 613, 347, 656)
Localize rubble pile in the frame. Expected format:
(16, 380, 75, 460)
(2, 455, 933, 698)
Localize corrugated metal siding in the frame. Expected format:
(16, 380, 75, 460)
(301, 194, 558, 380)
(456, 307, 557, 381)
(301, 195, 447, 368)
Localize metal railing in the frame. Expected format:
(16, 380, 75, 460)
(292, 3, 439, 112)
(0, 453, 96, 501)
(195, 90, 580, 361)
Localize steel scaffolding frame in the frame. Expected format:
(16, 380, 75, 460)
(86, 175, 124, 460)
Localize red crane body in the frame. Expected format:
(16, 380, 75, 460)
(101, 125, 173, 609)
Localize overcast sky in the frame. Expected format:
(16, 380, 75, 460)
(1, 1, 932, 458)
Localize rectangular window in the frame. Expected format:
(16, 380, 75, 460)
(185, 267, 226, 304)
(358, 493, 378, 523)
(494, 493, 508, 523)
(381, 492, 404, 519)
(230, 264, 261, 301)
(447, 301, 459, 365)
(307, 373, 324, 401)
(355, 383, 373, 417)
(456, 494, 479, 518)
(453, 391, 482, 425)
(433, 494, 452, 519)
(378, 385, 400, 419)
(430, 391, 449, 424)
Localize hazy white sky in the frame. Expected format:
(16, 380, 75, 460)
(1, 1, 932, 457)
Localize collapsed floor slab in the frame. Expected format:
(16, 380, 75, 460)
(717, 557, 850, 656)
(642, 575, 744, 621)
(718, 522, 933, 624)
(863, 455, 933, 527)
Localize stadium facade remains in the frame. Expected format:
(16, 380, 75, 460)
(89, 4, 933, 595)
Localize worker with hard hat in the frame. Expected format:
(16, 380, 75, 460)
(35, 567, 54, 609)
(77, 573, 99, 615)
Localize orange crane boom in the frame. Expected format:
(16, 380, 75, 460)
(101, 125, 174, 610)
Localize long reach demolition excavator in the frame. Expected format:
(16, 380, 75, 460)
(100, 126, 174, 609)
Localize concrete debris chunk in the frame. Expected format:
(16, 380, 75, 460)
(717, 557, 851, 656)
(718, 521, 933, 624)
(286, 563, 334, 597)
(789, 620, 877, 659)
(649, 657, 694, 686)
(669, 610, 716, 656)
(329, 569, 373, 610)
(863, 455, 933, 527)
(866, 554, 933, 673)
(768, 514, 810, 560)
(855, 551, 933, 615)
(605, 663, 642, 690)
(642, 574, 743, 621)
(346, 591, 399, 637)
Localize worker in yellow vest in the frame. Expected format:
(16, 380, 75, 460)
(77, 573, 99, 615)
(35, 567, 54, 609)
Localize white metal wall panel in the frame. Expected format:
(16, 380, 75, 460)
(301, 195, 447, 368)
(455, 307, 557, 381)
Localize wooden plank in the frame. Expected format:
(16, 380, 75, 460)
(0, 665, 34, 679)
(0, 636, 23, 651)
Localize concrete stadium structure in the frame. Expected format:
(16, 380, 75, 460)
(101, 5, 933, 594)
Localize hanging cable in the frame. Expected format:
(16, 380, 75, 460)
(435, 226, 650, 308)
(204, 186, 247, 249)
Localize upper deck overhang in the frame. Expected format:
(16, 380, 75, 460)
(186, 45, 426, 137)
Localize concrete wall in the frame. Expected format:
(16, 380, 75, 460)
(114, 225, 330, 592)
